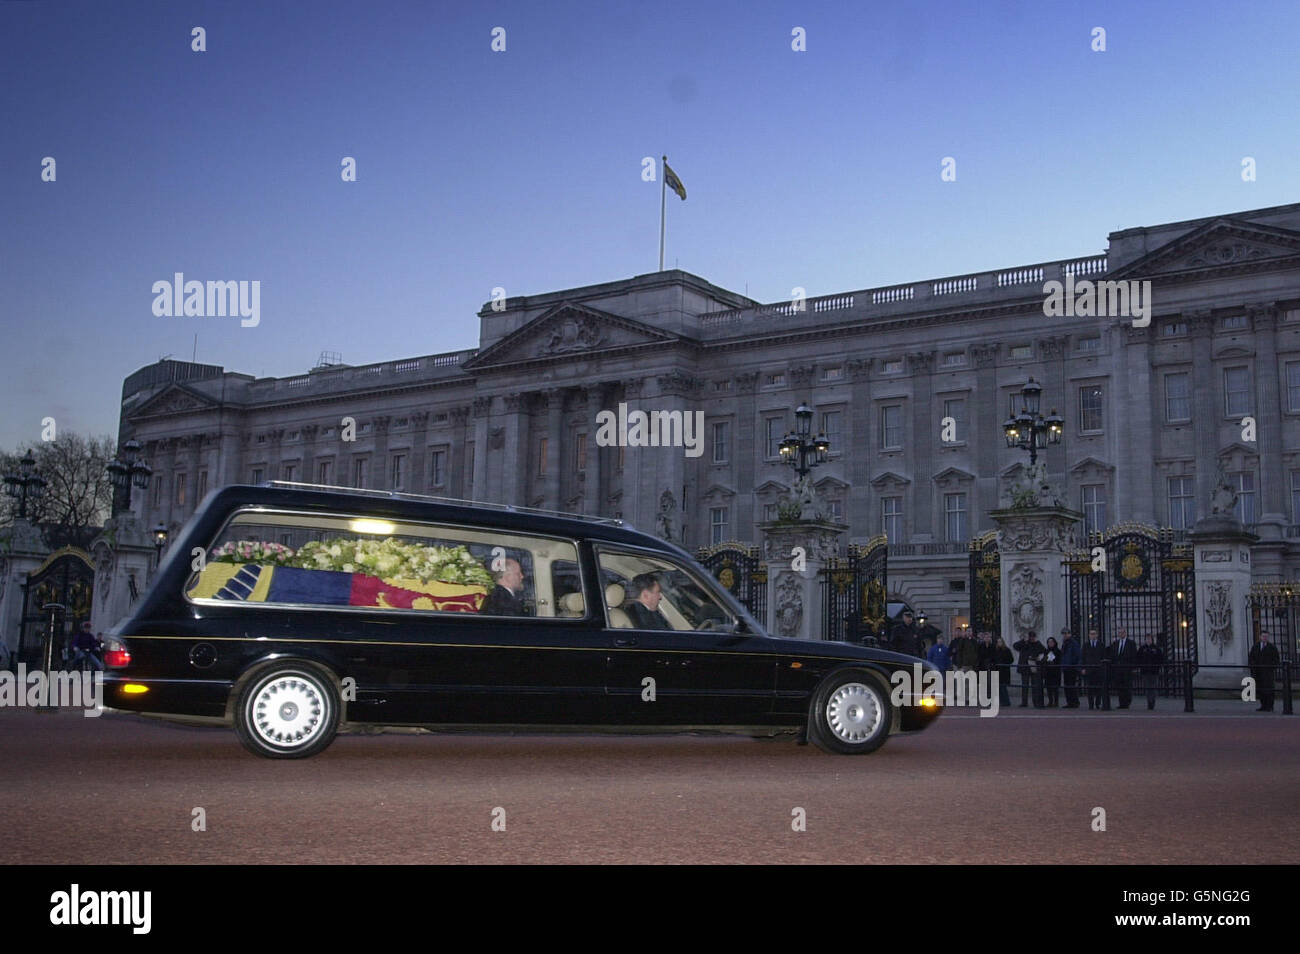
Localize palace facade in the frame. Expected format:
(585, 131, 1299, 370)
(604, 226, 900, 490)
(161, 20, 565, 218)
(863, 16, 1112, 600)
(117, 201, 1300, 637)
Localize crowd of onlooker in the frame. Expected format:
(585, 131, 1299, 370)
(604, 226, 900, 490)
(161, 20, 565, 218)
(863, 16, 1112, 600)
(874, 612, 1285, 712)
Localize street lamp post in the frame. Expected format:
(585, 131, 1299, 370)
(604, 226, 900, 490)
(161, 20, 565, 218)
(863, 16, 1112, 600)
(1002, 377, 1063, 466)
(152, 523, 168, 569)
(778, 403, 830, 479)
(106, 439, 153, 516)
(3, 449, 47, 519)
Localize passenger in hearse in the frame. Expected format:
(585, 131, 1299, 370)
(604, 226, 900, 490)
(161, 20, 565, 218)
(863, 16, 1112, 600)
(478, 557, 530, 617)
(624, 573, 673, 630)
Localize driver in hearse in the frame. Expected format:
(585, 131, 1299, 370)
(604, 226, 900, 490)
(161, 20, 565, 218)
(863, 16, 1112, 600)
(478, 557, 530, 617)
(624, 573, 673, 630)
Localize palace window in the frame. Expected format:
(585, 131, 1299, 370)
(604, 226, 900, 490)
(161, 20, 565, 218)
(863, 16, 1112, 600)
(1223, 367, 1252, 417)
(317, 460, 332, 485)
(175, 473, 186, 507)
(1168, 477, 1195, 530)
(390, 454, 405, 491)
(881, 496, 902, 541)
(1164, 372, 1191, 422)
(1234, 471, 1256, 525)
(430, 449, 447, 488)
(880, 405, 903, 450)
(942, 397, 966, 442)
(820, 410, 843, 451)
(712, 421, 730, 463)
(1081, 484, 1107, 535)
(352, 458, 367, 489)
(1079, 385, 1104, 433)
(765, 417, 783, 458)
(1287, 362, 1300, 412)
(710, 507, 729, 544)
(944, 492, 968, 542)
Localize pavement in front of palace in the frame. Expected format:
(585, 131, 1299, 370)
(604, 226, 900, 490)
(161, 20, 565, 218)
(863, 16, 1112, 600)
(1, 700, 1294, 864)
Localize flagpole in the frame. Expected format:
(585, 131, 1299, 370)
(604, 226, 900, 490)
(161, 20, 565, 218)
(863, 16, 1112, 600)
(659, 154, 667, 271)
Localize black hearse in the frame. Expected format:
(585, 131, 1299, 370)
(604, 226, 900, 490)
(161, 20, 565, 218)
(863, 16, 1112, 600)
(101, 483, 942, 757)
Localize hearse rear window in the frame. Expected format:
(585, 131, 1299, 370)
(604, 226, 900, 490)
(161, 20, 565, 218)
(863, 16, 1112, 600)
(185, 509, 581, 618)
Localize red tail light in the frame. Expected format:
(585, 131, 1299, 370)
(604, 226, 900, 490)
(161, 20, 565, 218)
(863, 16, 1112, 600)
(103, 636, 132, 669)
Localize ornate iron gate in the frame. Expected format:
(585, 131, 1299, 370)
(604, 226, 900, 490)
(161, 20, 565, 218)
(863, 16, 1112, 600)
(968, 530, 1000, 638)
(18, 547, 95, 665)
(1248, 584, 1299, 666)
(1063, 525, 1196, 692)
(697, 542, 766, 622)
(821, 535, 888, 642)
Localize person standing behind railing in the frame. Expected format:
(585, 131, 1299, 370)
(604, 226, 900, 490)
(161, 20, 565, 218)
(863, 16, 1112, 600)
(1136, 634, 1164, 711)
(1249, 632, 1281, 712)
(1081, 629, 1106, 710)
(1060, 627, 1081, 708)
(1041, 637, 1062, 707)
(1110, 627, 1138, 709)
(993, 636, 1013, 707)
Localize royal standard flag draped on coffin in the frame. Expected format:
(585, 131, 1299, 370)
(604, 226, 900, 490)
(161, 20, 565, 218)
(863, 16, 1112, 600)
(188, 563, 487, 612)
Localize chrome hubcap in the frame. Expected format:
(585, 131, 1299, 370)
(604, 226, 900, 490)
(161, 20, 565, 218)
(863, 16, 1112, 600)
(250, 674, 327, 749)
(826, 682, 882, 744)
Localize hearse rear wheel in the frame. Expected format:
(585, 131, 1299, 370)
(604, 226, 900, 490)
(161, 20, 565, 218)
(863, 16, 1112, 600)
(808, 670, 891, 755)
(235, 664, 340, 759)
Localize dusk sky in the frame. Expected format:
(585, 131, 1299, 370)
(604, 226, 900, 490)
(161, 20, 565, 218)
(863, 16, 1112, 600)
(2, 0, 1298, 450)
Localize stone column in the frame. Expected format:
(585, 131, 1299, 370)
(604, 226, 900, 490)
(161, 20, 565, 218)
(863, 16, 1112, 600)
(471, 397, 491, 500)
(1117, 323, 1156, 523)
(542, 390, 565, 510)
(582, 386, 605, 517)
(371, 416, 390, 490)
(450, 406, 470, 498)
(299, 424, 319, 487)
(846, 359, 873, 535)
(760, 518, 847, 640)
(971, 344, 999, 531)
(1188, 311, 1218, 510)
(734, 372, 759, 534)
(990, 505, 1082, 651)
(1190, 513, 1258, 690)
(618, 379, 644, 525)
(1250, 303, 1286, 541)
(407, 412, 429, 491)
(908, 351, 936, 540)
(501, 393, 527, 506)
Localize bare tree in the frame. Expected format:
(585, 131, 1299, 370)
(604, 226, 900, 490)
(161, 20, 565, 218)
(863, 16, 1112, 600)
(1, 435, 116, 549)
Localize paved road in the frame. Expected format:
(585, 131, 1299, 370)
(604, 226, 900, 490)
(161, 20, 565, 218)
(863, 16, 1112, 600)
(2, 705, 1295, 864)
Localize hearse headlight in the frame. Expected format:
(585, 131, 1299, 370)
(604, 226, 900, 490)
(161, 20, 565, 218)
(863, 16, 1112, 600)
(102, 636, 132, 669)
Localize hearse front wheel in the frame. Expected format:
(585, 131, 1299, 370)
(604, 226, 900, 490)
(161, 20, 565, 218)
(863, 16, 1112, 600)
(808, 670, 891, 755)
(235, 664, 340, 759)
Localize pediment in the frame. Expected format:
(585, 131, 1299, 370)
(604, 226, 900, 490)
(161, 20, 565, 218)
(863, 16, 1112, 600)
(754, 480, 791, 496)
(126, 383, 218, 420)
(933, 466, 976, 484)
(1068, 456, 1114, 475)
(464, 301, 679, 369)
(870, 470, 911, 488)
(1217, 441, 1258, 460)
(1109, 218, 1300, 281)
(813, 475, 850, 492)
(701, 483, 736, 500)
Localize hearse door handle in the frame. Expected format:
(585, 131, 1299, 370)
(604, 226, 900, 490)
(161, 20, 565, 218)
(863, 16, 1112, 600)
(613, 637, 638, 648)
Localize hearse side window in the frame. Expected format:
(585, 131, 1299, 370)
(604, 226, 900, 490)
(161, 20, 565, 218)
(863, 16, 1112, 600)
(185, 509, 581, 619)
(596, 547, 737, 632)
